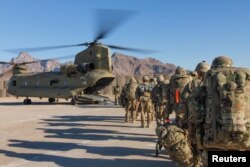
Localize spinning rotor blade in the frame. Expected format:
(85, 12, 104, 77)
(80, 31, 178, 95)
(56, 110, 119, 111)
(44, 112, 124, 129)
(5, 43, 87, 54)
(94, 9, 137, 41)
(106, 44, 159, 54)
(0, 61, 11, 65)
(0, 55, 74, 66)
(17, 55, 75, 65)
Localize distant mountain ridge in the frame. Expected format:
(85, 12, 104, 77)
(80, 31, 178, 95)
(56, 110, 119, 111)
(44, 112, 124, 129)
(112, 53, 176, 76)
(0, 52, 61, 80)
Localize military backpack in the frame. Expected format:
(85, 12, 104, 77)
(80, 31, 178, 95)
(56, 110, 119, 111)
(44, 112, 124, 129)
(202, 67, 250, 150)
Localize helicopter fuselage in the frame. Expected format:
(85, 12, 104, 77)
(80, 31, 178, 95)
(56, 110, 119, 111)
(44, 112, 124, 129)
(8, 72, 84, 98)
(7, 44, 115, 103)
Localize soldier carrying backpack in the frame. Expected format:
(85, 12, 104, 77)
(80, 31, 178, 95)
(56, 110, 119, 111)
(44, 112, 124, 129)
(189, 56, 250, 166)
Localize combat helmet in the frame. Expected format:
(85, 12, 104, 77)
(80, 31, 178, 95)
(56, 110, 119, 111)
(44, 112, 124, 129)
(195, 61, 210, 73)
(211, 56, 233, 69)
(173, 66, 188, 78)
(149, 77, 155, 83)
(157, 75, 164, 83)
(142, 75, 149, 82)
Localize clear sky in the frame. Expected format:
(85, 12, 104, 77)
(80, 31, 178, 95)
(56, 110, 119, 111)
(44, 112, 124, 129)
(0, 0, 249, 70)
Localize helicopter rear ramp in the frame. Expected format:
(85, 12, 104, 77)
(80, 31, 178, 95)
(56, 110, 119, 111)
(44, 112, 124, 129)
(77, 94, 112, 104)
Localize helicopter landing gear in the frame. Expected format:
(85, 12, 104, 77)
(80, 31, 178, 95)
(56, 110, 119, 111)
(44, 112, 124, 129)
(71, 97, 77, 105)
(24, 98, 31, 105)
(48, 98, 56, 103)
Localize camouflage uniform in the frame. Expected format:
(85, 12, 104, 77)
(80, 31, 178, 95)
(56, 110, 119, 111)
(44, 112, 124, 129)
(167, 66, 190, 127)
(124, 78, 138, 122)
(114, 85, 120, 105)
(119, 83, 128, 107)
(149, 77, 156, 121)
(155, 123, 195, 167)
(136, 75, 153, 128)
(152, 75, 169, 126)
(180, 61, 210, 166)
(189, 56, 250, 166)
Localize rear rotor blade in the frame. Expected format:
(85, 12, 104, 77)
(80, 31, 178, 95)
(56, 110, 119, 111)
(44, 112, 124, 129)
(106, 44, 159, 54)
(18, 55, 75, 65)
(0, 61, 11, 65)
(94, 9, 137, 41)
(5, 43, 86, 54)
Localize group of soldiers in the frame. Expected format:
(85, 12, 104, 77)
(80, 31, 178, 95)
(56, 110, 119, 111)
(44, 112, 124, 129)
(117, 55, 250, 167)
(119, 74, 169, 128)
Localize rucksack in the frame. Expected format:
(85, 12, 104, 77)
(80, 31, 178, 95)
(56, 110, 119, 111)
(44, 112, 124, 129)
(126, 82, 138, 99)
(202, 67, 250, 150)
(156, 124, 195, 167)
(170, 76, 190, 107)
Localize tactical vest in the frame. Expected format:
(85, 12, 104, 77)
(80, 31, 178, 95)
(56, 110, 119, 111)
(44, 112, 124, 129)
(202, 67, 250, 150)
(137, 83, 152, 97)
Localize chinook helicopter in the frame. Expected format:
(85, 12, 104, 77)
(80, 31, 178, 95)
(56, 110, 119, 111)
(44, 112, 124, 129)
(0, 9, 155, 105)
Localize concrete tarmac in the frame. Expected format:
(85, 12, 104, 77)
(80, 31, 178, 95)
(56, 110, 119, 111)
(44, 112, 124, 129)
(0, 97, 174, 167)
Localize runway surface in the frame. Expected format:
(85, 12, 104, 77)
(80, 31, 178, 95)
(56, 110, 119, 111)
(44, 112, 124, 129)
(0, 97, 173, 167)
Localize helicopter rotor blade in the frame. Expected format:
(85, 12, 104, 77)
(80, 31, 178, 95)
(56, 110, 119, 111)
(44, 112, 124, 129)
(0, 61, 12, 65)
(106, 44, 159, 54)
(5, 43, 87, 54)
(94, 9, 137, 41)
(16, 55, 75, 65)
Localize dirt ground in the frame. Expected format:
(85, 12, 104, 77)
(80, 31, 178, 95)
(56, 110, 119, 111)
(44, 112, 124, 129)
(0, 97, 174, 167)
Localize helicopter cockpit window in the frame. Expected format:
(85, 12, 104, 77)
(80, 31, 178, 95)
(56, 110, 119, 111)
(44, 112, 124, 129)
(12, 80, 16, 86)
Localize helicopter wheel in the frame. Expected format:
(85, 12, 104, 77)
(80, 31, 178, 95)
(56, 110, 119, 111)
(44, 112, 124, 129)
(48, 98, 56, 103)
(71, 97, 77, 105)
(24, 99, 32, 105)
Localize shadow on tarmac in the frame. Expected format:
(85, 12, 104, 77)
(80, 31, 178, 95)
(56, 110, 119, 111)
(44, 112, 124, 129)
(0, 114, 173, 167)
(0, 149, 173, 167)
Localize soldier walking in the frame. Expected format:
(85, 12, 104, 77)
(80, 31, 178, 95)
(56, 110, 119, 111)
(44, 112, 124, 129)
(136, 75, 153, 128)
(124, 77, 138, 122)
(152, 75, 168, 126)
(167, 66, 190, 127)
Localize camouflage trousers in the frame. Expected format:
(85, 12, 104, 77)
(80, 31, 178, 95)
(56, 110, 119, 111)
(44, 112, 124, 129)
(125, 98, 137, 122)
(155, 102, 165, 126)
(138, 96, 152, 128)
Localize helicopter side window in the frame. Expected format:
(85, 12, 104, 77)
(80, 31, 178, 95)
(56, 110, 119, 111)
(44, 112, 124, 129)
(12, 80, 17, 86)
(50, 80, 59, 86)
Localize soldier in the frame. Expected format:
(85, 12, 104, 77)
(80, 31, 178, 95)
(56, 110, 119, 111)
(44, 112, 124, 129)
(149, 77, 156, 121)
(124, 77, 138, 122)
(113, 85, 120, 105)
(181, 61, 210, 129)
(166, 66, 190, 127)
(180, 61, 210, 166)
(136, 75, 153, 128)
(152, 75, 168, 126)
(119, 83, 128, 107)
(189, 56, 250, 166)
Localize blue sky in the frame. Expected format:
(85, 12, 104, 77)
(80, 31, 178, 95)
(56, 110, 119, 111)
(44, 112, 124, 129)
(0, 0, 249, 70)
